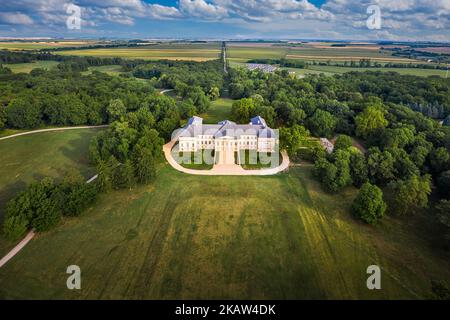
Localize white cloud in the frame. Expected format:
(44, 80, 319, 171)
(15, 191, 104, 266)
(149, 4, 183, 19)
(0, 12, 34, 25)
(179, 0, 228, 20)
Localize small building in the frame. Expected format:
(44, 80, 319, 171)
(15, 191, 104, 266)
(247, 63, 278, 73)
(320, 138, 334, 154)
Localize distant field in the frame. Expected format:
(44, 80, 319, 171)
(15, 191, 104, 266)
(0, 41, 96, 50)
(227, 42, 420, 64)
(230, 60, 448, 78)
(227, 46, 289, 63)
(4, 61, 59, 73)
(0, 129, 102, 256)
(306, 65, 450, 77)
(56, 43, 222, 61)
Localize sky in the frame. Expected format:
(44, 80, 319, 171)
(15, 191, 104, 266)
(0, 0, 449, 42)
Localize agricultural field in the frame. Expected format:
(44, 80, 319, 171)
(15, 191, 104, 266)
(56, 43, 222, 61)
(227, 42, 420, 64)
(0, 164, 448, 299)
(4, 61, 59, 73)
(0, 129, 103, 255)
(305, 65, 450, 77)
(229, 54, 448, 78)
(0, 41, 97, 50)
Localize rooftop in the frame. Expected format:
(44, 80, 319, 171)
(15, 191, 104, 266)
(179, 116, 276, 139)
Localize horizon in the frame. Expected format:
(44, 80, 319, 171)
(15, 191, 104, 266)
(0, 1, 449, 42)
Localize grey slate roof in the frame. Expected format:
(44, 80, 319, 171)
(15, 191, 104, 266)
(179, 116, 276, 139)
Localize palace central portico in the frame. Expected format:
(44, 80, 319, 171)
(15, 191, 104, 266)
(177, 116, 278, 165)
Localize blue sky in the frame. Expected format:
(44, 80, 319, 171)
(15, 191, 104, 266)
(0, 1, 449, 41)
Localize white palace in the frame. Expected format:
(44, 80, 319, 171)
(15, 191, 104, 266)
(177, 116, 278, 165)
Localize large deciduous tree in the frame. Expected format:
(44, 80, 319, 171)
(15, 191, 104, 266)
(355, 105, 388, 139)
(352, 182, 386, 225)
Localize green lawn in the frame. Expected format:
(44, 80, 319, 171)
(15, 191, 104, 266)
(82, 65, 125, 76)
(179, 151, 214, 170)
(4, 61, 59, 73)
(0, 164, 448, 299)
(201, 98, 234, 124)
(239, 150, 276, 169)
(0, 129, 103, 256)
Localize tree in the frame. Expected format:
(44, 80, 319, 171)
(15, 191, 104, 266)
(208, 86, 220, 100)
(443, 115, 450, 126)
(352, 182, 386, 225)
(231, 98, 255, 124)
(314, 150, 352, 192)
(350, 152, 369, 187)
(113, 160, 135, 189)
(2, 214, 28, 241)
(280, 125, 309, 155)
(386, 175, 432, 215)
(367, 148, 395, 185)
(437, 171, 450, 198)
(6, 96, 42, 129)
(307, 109, 337, 138)
(60, 177, 97, 217)
(0, 106, 6, 130)
(179, 99, 197, 119)
(334, 135, 353, 151)
(429, 147, 450, 174)
(107, 99, 126, 122)
(133, 147, 156, 184)
(355, 105, 388, 139)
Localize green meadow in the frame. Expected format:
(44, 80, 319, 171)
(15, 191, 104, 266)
(0, 129, 102, 255)
(0, 163, 448, 299)
(4, 61, 59, 73)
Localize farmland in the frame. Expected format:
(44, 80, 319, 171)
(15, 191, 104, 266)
(0, 41, 97, 50)
(227, 42, 421, 64)
(56, 43, 222, 61)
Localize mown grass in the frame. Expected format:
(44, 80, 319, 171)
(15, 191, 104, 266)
(4, 61, 59, 73)
(0, 164, 448, 299)
(0, 129, 102, 256)
(201, 98, 234, 124)
(82, 65, 125, 76)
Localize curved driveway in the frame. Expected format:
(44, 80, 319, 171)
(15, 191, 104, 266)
(0, 125, 109, 141)
(163, 140, 290, 176)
